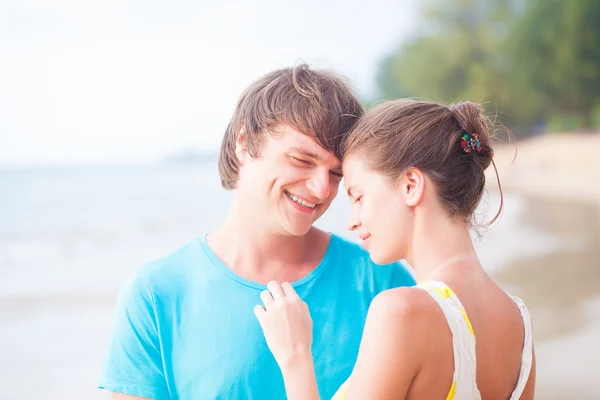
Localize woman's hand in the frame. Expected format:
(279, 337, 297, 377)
(254, 281, 313, 370)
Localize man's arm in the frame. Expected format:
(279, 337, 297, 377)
(99, 273, 170, 399)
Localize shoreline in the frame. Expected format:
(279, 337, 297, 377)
(486, 132, 600, 204)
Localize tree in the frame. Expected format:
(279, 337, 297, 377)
(376, 0, 526, 116)
(376, 0, 600, 131)
(507, 0, 600, 129)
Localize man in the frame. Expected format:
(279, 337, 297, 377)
(99, 64, 415, 400)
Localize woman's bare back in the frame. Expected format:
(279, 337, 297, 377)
(405, 270, 535, 399)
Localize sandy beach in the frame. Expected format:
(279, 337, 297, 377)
(489, 132, 600, 203)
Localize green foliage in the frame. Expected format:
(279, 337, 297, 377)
(376, 0, 600, 132)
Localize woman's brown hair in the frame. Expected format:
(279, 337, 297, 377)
(342, 99, 507, 225)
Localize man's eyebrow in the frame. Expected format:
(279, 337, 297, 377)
(288, 147, 321, 161)
(288, 147, 342, 173)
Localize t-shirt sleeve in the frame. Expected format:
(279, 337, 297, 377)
(98, 274, 171, 399)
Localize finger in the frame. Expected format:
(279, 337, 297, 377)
(281, 282, 299, 299)
(253, 305, 266, 323)
(267, 281, 285, 301)
(260, 289, 274, 309)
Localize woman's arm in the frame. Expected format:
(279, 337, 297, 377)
(343, 288, 426, 399)
(255, 282, 428, 400)
(254, 281, 320, 400)
(279, 352, 320, 400)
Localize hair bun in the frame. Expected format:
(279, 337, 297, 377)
(450, 101, 493, 168)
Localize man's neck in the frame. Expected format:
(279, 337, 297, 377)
(207, 206, 330, 284)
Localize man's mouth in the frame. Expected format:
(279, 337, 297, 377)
(285, 191, 317, 209)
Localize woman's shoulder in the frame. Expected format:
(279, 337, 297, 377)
(371, 285, 440, 312)
(348, 286, 451, 396)
(365, 286, 444, 336)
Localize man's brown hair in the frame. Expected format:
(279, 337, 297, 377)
(218, 64, 363, 189)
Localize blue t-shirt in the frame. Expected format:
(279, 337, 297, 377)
(99, 233, 415, 399)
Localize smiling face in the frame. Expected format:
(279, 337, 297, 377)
(236, 124, 343, 236)
(343, 153, 414, 264)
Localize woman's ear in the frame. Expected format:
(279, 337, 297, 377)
(401, 168, 425, 207)
(235, 127, 249, 164)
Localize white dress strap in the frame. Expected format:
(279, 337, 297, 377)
(416, 281, 482, 400)
(508, 296, 534, 399)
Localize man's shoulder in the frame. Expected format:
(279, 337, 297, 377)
(129, 237, 207, 296)
(141, 237, 203, 273)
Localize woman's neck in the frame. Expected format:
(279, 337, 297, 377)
(405, 211, 479, 283)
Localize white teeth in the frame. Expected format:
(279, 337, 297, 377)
(286, 192, 316, 208)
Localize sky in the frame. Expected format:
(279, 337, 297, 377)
(0, 0, 420, 166)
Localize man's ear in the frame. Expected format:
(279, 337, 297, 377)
(235, 128, 249, 164)
(401, 168, 425, 207)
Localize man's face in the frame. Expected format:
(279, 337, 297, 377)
(236, 125, 343, 236)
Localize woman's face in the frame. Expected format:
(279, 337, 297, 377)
(342, 153, 413, 265)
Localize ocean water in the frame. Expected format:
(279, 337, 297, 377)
(0, 165, 598, 399)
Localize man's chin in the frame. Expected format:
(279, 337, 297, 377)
(287, 225, 313, 237)
(280, 219, 314, 237)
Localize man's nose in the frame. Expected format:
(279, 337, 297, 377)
(307, 170, 331, 200)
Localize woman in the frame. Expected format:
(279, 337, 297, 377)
(253, 100, 536, 399)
